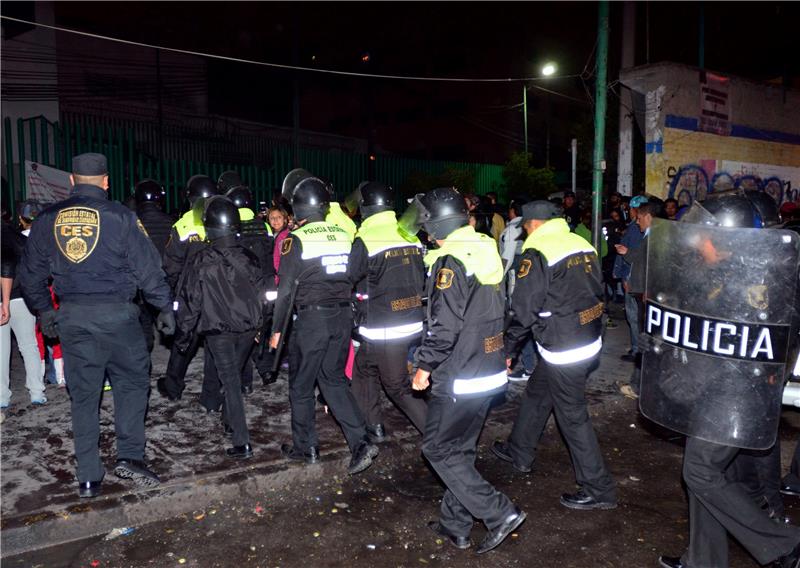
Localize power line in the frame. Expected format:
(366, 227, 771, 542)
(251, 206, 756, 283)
(1, 15, 582, 84)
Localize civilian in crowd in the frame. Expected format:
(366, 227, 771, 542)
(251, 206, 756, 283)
(562, 191, 582, 230)
(269, 206, 291, 285)
(1, 210, 46, 408)
(663, 198, 679, 220)
(603, 209, 626, 303)
(613, 195, 648, 362)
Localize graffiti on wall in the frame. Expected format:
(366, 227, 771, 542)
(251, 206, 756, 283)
(667, 160, 799, 206)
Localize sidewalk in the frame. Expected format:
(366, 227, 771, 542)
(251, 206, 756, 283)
(0, 304, 635, 557)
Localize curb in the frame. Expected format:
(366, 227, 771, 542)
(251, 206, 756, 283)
(1, 445, 356, 558)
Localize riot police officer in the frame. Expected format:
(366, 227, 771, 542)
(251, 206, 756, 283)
(492, 201, 617, 511)
(269, 171, 378, 475)
(640, 193, 800, 568)
(223, 174, 277, 387)
(348, 181, 427, 438)
(19, 153, 174, 498)
(176, 196, 267, 459)
(403, 188, 525, 554)
(158, 175, 223, 412)
(134, 179, 173, 354)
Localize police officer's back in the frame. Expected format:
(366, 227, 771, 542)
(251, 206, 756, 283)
(19, 153, 174, 498)
(134, 179, 172, 256)
(270, 173, 377, 475)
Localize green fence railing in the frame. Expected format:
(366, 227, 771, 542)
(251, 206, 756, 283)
(2, 114, 504, 218)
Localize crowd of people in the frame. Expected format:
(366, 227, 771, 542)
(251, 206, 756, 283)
(2, 152, 800, 563)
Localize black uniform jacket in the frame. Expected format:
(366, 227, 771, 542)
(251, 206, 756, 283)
(136, 202, 173, 257)
(175, 234, 266, 350)
(415, 255, 507, 398)
(239, 216, 277, 287)
(19, 184, 171, 313)
(350, 237, 425, 332)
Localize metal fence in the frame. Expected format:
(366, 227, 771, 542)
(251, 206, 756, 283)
(2, 114, 505, 217)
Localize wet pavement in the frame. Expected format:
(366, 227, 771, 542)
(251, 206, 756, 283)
(2, 303, 799, 567)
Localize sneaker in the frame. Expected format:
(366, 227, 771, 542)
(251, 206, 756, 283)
(57, 377, 66, 388)
(508, 368, 532, 382)
(103, 380, 112, 392)
(31, 397, 47, 405)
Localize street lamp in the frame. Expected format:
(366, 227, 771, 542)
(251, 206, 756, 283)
(523, 62, 557, 160)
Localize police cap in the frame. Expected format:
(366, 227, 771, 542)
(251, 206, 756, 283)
(521, 200, 562, 222)
(72, 153, 108, 176)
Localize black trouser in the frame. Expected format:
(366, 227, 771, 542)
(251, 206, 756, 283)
(681, 437, 800, 567)
(351, 337, 427, 432)
(57, 302, 150, 484)
(422, 394, 516, 537)
(205, 332, 256, 447)
(728, 442, 784, 517)
(506, 356, 617, 502)
(288, 305, 367, 453)
(163, 327, 223, 411)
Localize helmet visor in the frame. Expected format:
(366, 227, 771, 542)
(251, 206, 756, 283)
(398, 194, 429, 238)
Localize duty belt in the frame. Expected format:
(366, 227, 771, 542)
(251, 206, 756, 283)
(297, 302, 351, 311)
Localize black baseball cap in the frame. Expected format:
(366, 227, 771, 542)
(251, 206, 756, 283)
(72, 153, 108, 176)
(521, 200, 562, 221)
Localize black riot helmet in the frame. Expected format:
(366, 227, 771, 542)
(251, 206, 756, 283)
(226, 186, 254, 210)
(399, 187, 468, 240)
(744, 190, 779, 227)
(186, 175, 219, 208)
(291, 177, 331, 222)
(346, 181, 394, 219)
(202, 195, 241, 241)
(217, 170, 247, 194)
(681, 191, 760, 229)
(134, 179, 165, 209)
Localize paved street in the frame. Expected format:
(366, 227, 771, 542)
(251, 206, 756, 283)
(2, 304, 799, 567)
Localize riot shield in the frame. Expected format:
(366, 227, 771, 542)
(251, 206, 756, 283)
(640, 218, 800, 449)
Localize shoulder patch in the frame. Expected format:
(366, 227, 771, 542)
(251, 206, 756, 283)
(53, 206, 100, 263)
(281, 237, 293, 256)
(517, 259, 531, 279)
(435, 268, 454, 290)
(136, 218, 149, 236)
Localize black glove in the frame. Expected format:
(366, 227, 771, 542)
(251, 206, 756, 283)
(156, 307, 176, 336)
(638, 331, 656, 354)
(40, 309, 59, 338)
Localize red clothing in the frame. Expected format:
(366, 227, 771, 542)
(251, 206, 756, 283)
(273, 228, 290, 285)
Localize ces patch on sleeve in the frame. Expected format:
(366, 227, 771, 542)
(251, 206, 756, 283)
(281, 237, 293, 256)
(517, 259, 531, 279)
(435, 268, 454, 290)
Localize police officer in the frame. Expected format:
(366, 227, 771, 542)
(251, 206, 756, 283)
(492, 201, 617, 510)
(403, 188, 525, 554)
(134, 179, 173, 354)
(269, 173, 378, 475)
(649, 193, 800, 568)
(158, 175, 223, 412)
(282, 168, 357, 238)
(175, 196, 266, 459)
(348, 181, 427, 439)
(19, 153, 174, 498)
(222, 174, 277, 388)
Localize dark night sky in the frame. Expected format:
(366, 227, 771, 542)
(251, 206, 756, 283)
(32, 2, 800, 166)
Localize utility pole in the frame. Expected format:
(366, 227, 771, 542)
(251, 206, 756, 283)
(523, 85, 528, 156)
(591, 0, 609, 252)
(571, 138, 577, 193)
(616, 1, 636, 197)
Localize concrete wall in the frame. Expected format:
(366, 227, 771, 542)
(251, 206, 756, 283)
(621, 63, 800, 205)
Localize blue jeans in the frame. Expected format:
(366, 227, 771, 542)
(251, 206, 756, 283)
(624, 292, 639, 354)
(521, 338, 536, 371)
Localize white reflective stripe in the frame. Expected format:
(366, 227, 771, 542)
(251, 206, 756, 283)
(453, 370, 508, 395)
(265, 291, 278, 302)
(172, 301, 179, 311)
(536, 337, 602, 365)
(545, 247, 596, 267)
(538, 311, 552, 317)
(358, 322, 423, 341)
(367, 242, 423, 257)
